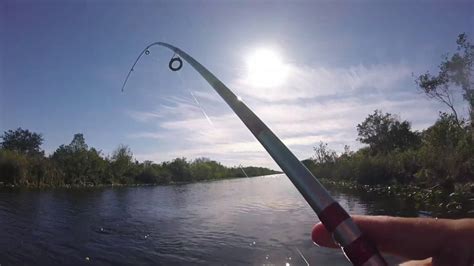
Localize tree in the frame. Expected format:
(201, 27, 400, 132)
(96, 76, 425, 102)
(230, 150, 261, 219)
(69, 133, 88, 152)
(110, 144, 135, 183)
(189, 158, 228, 180)
(167, 157, 191, 182)
(357, 110, 420, 154)
(416, 33, 474, 127)
(51, 133, 107, 185)
(422, 112, 466, 149)
(1, 128, 44, 155)
(416, 113, 473, 185)
(313, 142, 337, 164)
(111, 144, 133, 164)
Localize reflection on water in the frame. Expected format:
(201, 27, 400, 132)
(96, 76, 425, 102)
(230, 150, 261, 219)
(0, 174, 455, 265)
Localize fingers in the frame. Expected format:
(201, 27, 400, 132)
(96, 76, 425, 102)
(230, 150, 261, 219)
(311, 215, 474, 261)
(311, 221, 339, 248)
(399, 258, 432, 266)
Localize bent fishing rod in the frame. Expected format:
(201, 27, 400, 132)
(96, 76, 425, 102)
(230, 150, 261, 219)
(122, 42, 387, 266)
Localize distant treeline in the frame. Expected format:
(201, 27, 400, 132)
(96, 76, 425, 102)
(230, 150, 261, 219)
(0, 130, 278, 188)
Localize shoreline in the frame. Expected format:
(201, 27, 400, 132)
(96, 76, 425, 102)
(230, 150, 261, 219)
(0, 174, 282, 190)
(320, 179, 474, 217)
(2, 175, 473, 217)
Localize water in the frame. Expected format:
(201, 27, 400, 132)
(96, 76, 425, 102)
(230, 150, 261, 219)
(0, 174, 460, 265)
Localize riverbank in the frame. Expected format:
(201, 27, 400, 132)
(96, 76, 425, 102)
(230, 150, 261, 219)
(0, 174, 279, 190)
(1, 142, 279, 189)
(320, 179, 474, 218)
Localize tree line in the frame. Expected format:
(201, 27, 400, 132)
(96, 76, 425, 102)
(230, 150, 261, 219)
(304, 111, 473, 190)
(304, 33, 474, 195)
(0, 131, 278, 188)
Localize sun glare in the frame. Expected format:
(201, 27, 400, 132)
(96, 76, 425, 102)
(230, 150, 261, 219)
(245, 48, 288, 88)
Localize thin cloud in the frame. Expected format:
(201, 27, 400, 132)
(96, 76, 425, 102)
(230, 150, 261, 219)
(128, 132, 166, 140)
(126, 110, 163, 122)
(232, 63, 413, 101)
(127, 62, 447, 169)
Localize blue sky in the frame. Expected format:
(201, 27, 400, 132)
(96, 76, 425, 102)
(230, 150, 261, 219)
(1, 0, 473, 169)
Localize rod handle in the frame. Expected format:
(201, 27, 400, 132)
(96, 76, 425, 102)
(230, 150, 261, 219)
(317, 202, 387, 266)
(342, 234, 387, 266)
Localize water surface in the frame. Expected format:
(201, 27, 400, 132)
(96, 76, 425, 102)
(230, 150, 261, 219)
(0, 174, 447, 265)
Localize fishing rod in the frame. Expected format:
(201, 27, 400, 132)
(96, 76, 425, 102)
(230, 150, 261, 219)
(122, 42, 387, 266)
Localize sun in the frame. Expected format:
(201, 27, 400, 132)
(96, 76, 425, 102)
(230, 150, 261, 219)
(245, 48, 288, 88)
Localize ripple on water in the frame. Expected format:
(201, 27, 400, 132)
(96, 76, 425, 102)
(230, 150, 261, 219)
(0, 175, 426, 265)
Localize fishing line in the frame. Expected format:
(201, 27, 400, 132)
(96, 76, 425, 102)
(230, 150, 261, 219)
(295, 248, 310, 266)
(176, 70, 214, 126)
(190, 90, 214, 126)
(121, 47, 153, 93)
(121, 44, 214, 126)
(121, 43, 177, 93)
(239, 164, 249, 177)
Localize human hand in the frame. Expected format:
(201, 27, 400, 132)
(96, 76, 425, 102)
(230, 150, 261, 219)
(311, 215, 474, 266)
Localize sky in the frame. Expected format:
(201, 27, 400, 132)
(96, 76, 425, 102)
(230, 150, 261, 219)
(1, 0, 473, 170)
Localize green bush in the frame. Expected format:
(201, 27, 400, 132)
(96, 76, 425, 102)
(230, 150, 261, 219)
(0, 130, 280, 188)
(0, 149, 28, 185)
(308, 113, 473, 189)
